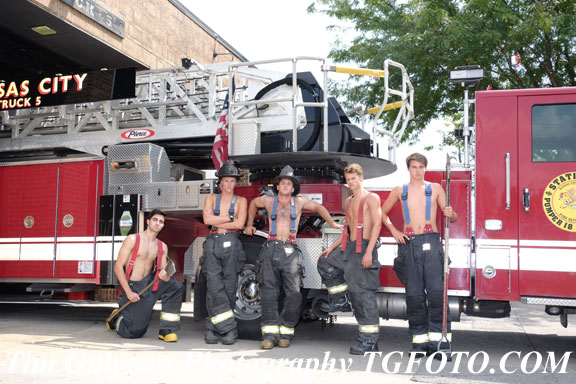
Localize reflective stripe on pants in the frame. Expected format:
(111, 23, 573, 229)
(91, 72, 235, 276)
(327, 283, 348, 294)
(210, 309, 234, 325)
(160, 312, 181, 322)
(358, 324, 379, 333)
(279, 326, 294, 336)
(261, 325, 280, 335)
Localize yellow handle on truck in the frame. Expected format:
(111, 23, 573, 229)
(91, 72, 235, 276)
(329, 66, 387, 78)
(365, 102, 403, 114)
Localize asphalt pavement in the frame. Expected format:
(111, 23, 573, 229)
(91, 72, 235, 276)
(0, 299, 575, 384)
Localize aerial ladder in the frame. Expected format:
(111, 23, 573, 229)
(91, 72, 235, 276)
(0, 58, 414, 315)
(0, 57, 413, 171)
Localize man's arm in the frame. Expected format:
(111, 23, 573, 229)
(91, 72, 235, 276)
(435, 183, 458, 223)
(300, 197, 344, 258)
(113, 235, 140, 302)
(319, 233, 343, 258)
(381, 187, 408, 244)
(211, 196, 249, 230)
(301, 198, 343, 229)
(244, 196, 267, 235)
(362, 193, 382, 268)
(158, 242, 170, 282)
(203, 194, 235, 226)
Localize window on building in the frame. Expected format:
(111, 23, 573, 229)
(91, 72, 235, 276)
(532, 103, 576, 162)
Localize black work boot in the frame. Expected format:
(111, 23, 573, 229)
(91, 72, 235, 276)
(350, 341, 379, 355)
(221, 328, 238, 345)
(158, 329, 178, 342)
(411, 343, 429, 353)
(410, 343, 429, 359)
(204, 329, 219, 344)
(260, 337, 277, 350)
(320, 296, 352, 313)
(105, 309, 119, 331)
(277, 338, 291, 348)
(430, 341, 452, 361)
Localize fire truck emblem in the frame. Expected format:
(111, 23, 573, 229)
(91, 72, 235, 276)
(63, 214, 74, 228)
(542, 172, 576, 232)
(23, 216, 34, 229)
(120, 129, 155, 140)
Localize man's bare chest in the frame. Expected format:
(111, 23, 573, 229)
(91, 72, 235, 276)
(135, 242, 160, 263)
(275, 204, 294, 221)
(213, 198, 235, 216)
(347, 198, 370, 222)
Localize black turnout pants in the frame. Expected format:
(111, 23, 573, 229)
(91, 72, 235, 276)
(318, 238, 381, 344)
(200, 232, 246, 334)
(399, 232, 450, 349)
(259, 240, 304, 342)
(116, 274, 184, 339)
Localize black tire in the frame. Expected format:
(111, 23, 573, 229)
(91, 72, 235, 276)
(235, 234, 265, 340)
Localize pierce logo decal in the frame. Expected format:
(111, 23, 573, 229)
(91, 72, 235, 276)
(121, 129, 155, 140)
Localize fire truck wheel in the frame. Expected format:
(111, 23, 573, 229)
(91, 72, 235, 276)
(235, 234, 265, 340)
(310, 293, 330, 320)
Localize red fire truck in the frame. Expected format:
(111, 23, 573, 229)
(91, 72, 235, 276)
(0, 58, 575, 336)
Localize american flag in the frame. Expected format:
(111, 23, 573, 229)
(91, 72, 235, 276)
(513, 53, 521, 69)
(212, 89, 231, 171)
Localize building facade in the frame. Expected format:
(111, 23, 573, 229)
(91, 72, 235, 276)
(0, 0, 245, 78)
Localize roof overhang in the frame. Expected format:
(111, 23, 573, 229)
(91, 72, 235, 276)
(0, 0, 145, 79)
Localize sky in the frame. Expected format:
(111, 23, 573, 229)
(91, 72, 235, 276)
(181, 0, 458, 185)
(184, 0, 336, 63)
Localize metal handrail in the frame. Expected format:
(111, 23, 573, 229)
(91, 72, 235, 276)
(228, 57, 329, 153)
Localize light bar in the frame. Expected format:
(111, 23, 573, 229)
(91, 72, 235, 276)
(449, 66, 484, 83)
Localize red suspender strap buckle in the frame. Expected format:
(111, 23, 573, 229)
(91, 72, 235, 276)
(152, 239, 163, 291)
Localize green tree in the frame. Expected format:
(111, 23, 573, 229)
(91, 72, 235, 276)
(310, 0, 576, 142)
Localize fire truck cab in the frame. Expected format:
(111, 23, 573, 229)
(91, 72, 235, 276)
(473, 87, 576, 325)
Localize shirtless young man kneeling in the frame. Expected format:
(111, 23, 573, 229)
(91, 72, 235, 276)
(106, 209, 184, 342)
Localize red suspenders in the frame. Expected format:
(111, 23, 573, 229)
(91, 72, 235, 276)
(124, 233, 163, 292)
(342, 193, 370, 254)
(124, 233, 140, 283)
(151, 240, 162, 291)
